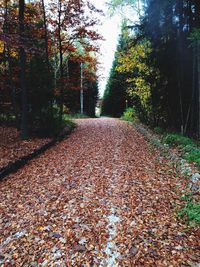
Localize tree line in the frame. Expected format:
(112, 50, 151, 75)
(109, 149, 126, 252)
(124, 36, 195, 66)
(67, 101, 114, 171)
(102, 0, 200, 138)
(0, 0, 101, 139)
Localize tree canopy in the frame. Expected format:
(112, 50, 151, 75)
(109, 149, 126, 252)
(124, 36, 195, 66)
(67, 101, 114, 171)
(102, 0, 200, 138)
(0, 0, 101, 138)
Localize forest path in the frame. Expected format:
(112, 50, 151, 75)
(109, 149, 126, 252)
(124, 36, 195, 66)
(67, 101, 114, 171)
(0, 118, 199, 266)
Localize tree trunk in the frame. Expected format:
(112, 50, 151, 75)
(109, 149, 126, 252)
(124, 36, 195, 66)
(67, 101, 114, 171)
(58, 0, 64, 122)
(8, 49, 20, 128)
(3, 0, 19, 128)
(177, 0, 184, 135)
(19, 0, 28, 139)
(184, 45, 196, 134)
(197, 42, 200, 138)
(41, 0, 50, 70)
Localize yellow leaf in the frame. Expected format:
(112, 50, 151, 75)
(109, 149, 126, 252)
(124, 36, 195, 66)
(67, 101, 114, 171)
(37, 226, 44, 231)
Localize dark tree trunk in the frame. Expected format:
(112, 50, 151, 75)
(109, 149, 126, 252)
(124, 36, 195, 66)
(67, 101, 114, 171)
(184, 46, 196, 134)
(197, 43, 200, 138)
(19, 0, 28, 139)
(177, 0, 184, 134)
(58, 0, 64, 122)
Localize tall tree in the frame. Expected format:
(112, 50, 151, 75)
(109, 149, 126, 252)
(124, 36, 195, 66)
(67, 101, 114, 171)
(106, 0, 200, 136)
(101, 24, 129, 117)
(19, 0, 28, 139)
(0, 0, 102, 137)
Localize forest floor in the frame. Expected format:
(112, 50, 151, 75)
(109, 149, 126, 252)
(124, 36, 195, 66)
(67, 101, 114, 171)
(0, 126, 51, 169)
(0, 118, 199, 266)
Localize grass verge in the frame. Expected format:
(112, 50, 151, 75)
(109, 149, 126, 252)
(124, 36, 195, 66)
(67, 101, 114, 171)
(178, 193, 200, 226)
(163, 133, 200, 167)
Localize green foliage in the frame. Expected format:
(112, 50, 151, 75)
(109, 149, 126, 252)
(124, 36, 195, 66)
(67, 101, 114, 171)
(49, 117, 75, 138)
(178, 194, 200, 225)
(114, 28, 162, 124)
(117, 39, 154, 108)
(84, 80, 99, 117)
(107, 0, 140, 16)
(0, 0, 100, 139)
(164, 134, 193, 147)
(164, 133, 200, 166)
(107, 0, 200, 136)
(154, 127, 165, 135)
(101, 27, 128, 117)
(189, 28, 200, 46)
(121, 107, 137, 122)
(31, 105, 75, 137)
(184, 149, 200, 165)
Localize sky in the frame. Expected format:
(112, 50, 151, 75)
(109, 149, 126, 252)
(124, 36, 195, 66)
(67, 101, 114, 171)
(90, 1, 122, 97)
(44, 0, 123, 98)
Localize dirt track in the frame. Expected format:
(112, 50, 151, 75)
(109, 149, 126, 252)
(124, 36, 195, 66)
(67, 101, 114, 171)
(0, 118, 199, 266)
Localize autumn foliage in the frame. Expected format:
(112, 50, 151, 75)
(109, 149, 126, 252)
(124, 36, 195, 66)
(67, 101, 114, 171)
(0, 0, 102, 139)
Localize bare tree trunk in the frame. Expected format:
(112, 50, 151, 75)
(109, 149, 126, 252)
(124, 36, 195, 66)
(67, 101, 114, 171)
(19, 0, 28, 139)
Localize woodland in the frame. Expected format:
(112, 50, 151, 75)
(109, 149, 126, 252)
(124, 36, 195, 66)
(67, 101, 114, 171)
(102, 0, 200, 139)
(0, 0, 100, 140)
(0, 0, 200, 266)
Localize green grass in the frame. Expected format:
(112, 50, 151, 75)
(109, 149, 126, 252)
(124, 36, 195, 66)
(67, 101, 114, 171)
(154, 133, 200, 226)
(164, 133, 193, 147)
(184, 149, 200, 164)
(163, 133, 200, 167)
(178, 193, 200, 225)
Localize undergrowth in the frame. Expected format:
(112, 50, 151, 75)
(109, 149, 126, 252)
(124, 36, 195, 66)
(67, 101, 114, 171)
(178, 193, 200, 226)
(121, 107, 138, 122)
(149, 131, 200, 225)
(164, 133, 193, 147)
(163, 133, 200, 167)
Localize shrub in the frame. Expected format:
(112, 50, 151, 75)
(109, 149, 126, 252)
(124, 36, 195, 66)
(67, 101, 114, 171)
(163, 133, 200, 166)
(184, 149, 200, 165)
(179, 202, 200, 225)
(164, 133, 193, 147)
(154, 126, 165, 134)
(178, 194, 200, 225)
(31, 106, 76, 137)
(121, 107, 137, 122)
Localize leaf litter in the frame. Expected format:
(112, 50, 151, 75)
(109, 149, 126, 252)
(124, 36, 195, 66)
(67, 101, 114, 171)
(0, 126, 51, 169)
(0, 118, 199, 266)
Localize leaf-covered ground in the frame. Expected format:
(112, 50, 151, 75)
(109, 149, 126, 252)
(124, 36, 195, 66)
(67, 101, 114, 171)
(0, 118, 199, 266)
(0, 127, 51, 169)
